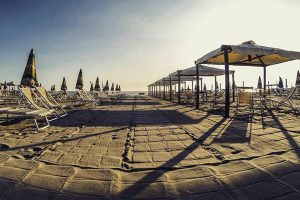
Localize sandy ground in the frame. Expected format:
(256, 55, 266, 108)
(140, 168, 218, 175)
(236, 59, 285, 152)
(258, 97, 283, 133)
(0, 96, 299, 199)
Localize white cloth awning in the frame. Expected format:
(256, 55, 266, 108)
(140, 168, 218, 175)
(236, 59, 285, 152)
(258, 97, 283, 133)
(170, 65, 234, 77)
(195, 40, 300, 67)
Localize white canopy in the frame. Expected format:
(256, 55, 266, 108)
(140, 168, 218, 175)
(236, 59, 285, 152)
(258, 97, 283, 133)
(170, 65, 234, 77)
(195, 40, 300, 67)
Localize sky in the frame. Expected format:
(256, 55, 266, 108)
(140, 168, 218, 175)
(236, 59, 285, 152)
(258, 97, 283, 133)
(0, 0, 299, 91)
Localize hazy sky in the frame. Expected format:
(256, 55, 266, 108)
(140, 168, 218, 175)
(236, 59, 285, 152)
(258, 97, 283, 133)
(0, 0, 299, 91)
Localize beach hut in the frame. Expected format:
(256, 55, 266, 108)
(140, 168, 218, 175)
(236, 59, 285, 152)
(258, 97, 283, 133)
(61, 77, 67, 91)
(75, 69, 83, 90)
(21, 49, 38, 87)
(94, 77, 100, 91)
(195, 40, 300, 117)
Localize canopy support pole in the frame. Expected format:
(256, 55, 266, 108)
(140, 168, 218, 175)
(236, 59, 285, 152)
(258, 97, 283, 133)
(263, 66, 267, 93)
(159, 81, 161, 99)
(214, 76, 217, 101)
(196, 64, 200, 109)
(178, 71, 181, 104)
(192, 80, 194, 93)
(169, 75, 172, 102)
(163, 80, 166, 100)
(232, 72, 235, 102)
(224, 48, 230, 118)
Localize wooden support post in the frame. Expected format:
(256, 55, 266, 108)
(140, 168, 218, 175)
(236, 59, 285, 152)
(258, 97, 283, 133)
(163, 80, 166, 100)
(192, 80, 194, 93)
(224, 48, 230, 118)
(232, 72, 235, 102)
(159, 81, 161, 99)
(178, 71, 181, 104)
(196, 64, 200, 109)
(263, 66, 267, 92)
(169, 75, 172, 102)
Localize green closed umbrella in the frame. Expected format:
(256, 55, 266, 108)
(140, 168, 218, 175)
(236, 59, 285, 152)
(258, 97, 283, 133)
(75, 69, 83, 90)
(104, 80, 109, 91)
(90, 83, 94, 91)
(296, 70, 300, 86)
(3, 81, 7, 90)
(278, 76, 284, 88)
(61, 77, 67, 91)
(257, 76, 262, 89)
(94, 77, 100, 91)
(111, 83, 114, 91)
(21, 49, 38, 87)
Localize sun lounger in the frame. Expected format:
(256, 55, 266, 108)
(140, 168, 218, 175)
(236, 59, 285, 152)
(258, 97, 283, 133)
(35, 87, 68, 117)
(0, 87, 57, 130)
(268, 86, 300, 113)
(235, 87, 254, 120)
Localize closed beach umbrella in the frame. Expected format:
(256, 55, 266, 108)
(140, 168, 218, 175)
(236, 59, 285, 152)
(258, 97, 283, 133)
(187, 85, 190, 90)
(94, 77, 100, 91)
(111, 83, 114, 91)
(203, 83, 207, 91)
(296, 70, 300, 86)
(104, 80, 109, 91)
(115, 84, 119, 91)
(257, 76, 262, 89)
(21, 49, 38, 87)
(3, 81, 7, 90)
(118, 85, 121, 91)
(90, 83, 94, 91)
(215, 80, 219, 90)
(61, 77, 67, 91)
(278, 76, 284, 88)
(75, 69, 83, 90)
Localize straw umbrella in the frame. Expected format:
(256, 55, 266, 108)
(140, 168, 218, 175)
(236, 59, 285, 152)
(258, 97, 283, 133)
(296, 70, 300, 86)
(111, 83, 115, 91)
(278, 76, 284, 88)
(94, 77, 100, 91)
(257, 76, 262, 89)
(61, 77, 67, 91)
(75, 69, 83, 90)
(21, 49, 38, 87)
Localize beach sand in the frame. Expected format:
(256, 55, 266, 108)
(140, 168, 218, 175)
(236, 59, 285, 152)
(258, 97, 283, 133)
(0, 96, 300, 199)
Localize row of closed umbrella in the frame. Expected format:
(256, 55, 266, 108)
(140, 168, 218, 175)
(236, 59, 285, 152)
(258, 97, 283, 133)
(20, 49, 121, 92)
(256, 72, 300, 89)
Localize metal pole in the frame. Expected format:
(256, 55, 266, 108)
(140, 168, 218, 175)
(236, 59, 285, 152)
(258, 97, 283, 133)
(224, 48, 230, 118)
(196, 64, 200, 109)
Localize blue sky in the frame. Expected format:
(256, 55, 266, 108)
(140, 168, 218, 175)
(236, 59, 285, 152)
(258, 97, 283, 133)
(0, 0, 300, 91)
